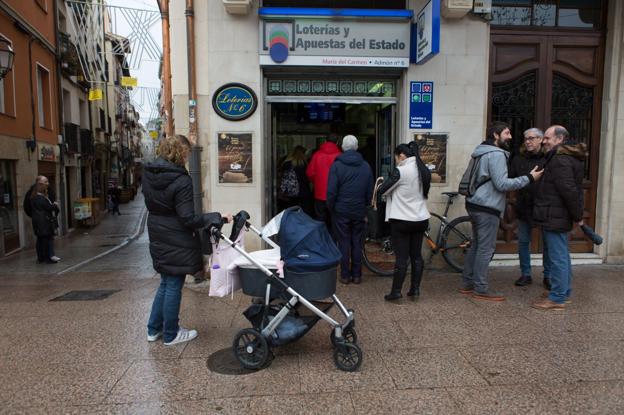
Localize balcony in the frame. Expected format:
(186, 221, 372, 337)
(64, 123, 80, 154)
(80, 129, 94, 158)
(59, 32, 80, 77)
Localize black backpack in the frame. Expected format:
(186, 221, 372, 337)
(458, 154, 491, 197)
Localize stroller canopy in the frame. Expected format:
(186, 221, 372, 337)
(278, 207, 341, 273)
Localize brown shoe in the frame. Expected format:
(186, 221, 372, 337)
(340, 276, 350, 285)
(541, 292, 572, 304)
(472, 292, 505, 302)
(532, 298, 565, 310)
(458, 287, 474, 295)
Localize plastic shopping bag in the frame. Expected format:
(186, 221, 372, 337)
(208, 232, 244, 297)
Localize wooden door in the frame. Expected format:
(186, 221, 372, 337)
(489, 30, 605, 253)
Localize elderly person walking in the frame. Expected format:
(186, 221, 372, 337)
(326, 135, 374, 285)
(143, 135, 231, 346)
(30, 176, 59, 264)
(378, 143, 431, 301)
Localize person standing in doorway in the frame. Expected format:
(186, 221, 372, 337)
(378, 143, 431, 301)
(326, 135, 373, 285)
(531, 125, 586, 310)
(143, 135, 231, 346)
(30, 176, 60, 264)
(306, 135, 341, 230)
(461, 122, 543, 301)
(509, 128, 550, 289)
(278, 145, 313, 216)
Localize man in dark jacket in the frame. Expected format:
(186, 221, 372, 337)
(306, 135, 341, 229)
(509, 128, 549, 288)
(24, 178, 60, 262)
(531, 125, 587, 311)
(327, 135, 373, 285)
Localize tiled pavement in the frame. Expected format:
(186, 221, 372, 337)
(0, 204, 623, 413)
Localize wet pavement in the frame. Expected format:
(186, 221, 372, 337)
(0, 198, 623, 413)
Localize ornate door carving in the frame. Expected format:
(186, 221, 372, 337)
(489, 30, 604, 253)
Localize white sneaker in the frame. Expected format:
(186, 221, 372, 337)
(147, 331, 162, 342)
(164, 328, 198, 346)
(50, 256, 61, 262)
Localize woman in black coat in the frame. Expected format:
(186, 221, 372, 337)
(30, 177, 59, 264)
(143, 135, 231, 346)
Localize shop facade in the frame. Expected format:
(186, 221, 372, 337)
(168, 0, 624, 262)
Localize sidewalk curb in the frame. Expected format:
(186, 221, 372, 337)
(56, 207, 148, 275)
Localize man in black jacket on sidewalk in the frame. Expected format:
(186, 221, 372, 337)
(531, 125, 587, 311)
(509, 128, 549, 288)
(327, 135, 374, 285)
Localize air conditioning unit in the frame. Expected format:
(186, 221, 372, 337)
(223, 0, 252, 15)
(441, 0, 473, 19)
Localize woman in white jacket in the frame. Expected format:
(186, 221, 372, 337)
(377, 143, 431, 301)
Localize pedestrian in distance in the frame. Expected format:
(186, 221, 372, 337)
(378, 143, 431, 301)
(531, 125, 587, 311)
(326, 135, 373, 285)
(460, 122, 543, 302)
(24, 178, 61, 262)
(29, 176, 60, 264)
(143, 134, 232, 346)
(509, 128, 550, 289)
(306, 134, 341, 232)
(111, 187, 122, 215)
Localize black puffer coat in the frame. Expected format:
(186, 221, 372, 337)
(31, 194, 58, 237)
(532, 143, 587, 233)
(326, 150, 373, 220)
(143, 158, 222, 276)
(509, 146, 546, 222)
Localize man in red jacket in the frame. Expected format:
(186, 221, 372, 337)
(306, 135, 341, 229)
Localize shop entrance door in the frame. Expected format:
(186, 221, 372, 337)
(489, 30, 605, 253)
(266, 101, 396, 219)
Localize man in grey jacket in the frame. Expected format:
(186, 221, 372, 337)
(460, 122, 543, 301)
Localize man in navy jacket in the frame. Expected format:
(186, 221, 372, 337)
(327, 135, 374, 285)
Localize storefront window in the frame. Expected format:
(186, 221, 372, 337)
(262, 0, 406, 9)
(491, 0, 603, 29)
(0, 161, 19, 251)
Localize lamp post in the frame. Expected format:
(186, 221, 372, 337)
(0, 37, 15, 79)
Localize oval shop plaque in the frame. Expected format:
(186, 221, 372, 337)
(212, 83, 258, 121)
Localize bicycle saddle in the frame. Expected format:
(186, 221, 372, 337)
(442, 192, 460, 197)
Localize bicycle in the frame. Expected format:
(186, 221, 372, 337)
(362, 192, 473, 276)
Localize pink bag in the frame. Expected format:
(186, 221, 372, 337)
(208, 232, 244, 297)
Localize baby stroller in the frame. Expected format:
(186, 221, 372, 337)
(210, 207, 362, 372)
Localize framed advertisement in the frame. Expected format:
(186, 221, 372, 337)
(413, 132, 447, 184)
(217, 132, 253, 184)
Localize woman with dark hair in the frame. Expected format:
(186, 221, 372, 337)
(377, 143, 431, 301)
(143, 135, 232, 346)
(278, 145, 313, 215)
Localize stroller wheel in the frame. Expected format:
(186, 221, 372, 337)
(333, 343, 363, 372)
(233, 328, 271, 370)
(330, 325, 358, 346)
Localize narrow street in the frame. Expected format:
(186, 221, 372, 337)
(0, 195, 623, 413)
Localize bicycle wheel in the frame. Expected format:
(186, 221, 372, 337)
(441, 216, 473, 273)
(422, 213, 444, 268)
(362, 225, 394, 276)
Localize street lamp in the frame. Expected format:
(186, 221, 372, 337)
(0, 37, 15, 80)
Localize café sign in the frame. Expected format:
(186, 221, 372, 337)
(212, 83, 258, 121)
(259, 15, 411, 68)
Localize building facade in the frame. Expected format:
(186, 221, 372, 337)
(166, 0, 623, 262)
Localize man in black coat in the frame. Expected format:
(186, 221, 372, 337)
(326, 135, 374, 285)
(509, 128, 548, 288)
(531, 125, 587, 310)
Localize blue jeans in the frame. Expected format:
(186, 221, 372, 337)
(147, 274, 185, 342)
(542, 230, 572, 304)
(517, 221, 551, 278)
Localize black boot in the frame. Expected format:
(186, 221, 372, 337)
(407, 260, 423, 299)
(385, 265, 407, 301)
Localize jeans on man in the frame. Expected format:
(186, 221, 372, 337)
(462, 208, 500, 294)
(332, 215, 365, 279)
(542, 230, 572, 304)
(518, 220, 551, 278)
(36, 236, 51, 262)
(147, 274, 185, 342)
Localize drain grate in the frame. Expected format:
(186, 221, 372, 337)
(206, 348, 257, 375)
(50, 289, 121, 301)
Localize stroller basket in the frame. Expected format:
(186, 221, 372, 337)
(238, 266, 337, 301)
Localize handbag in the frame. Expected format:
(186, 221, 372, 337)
(366, 177, 385, 239)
